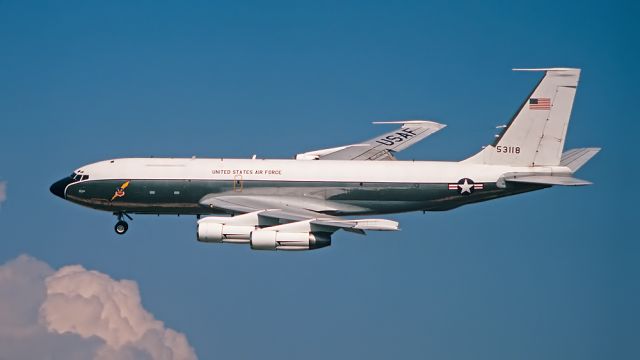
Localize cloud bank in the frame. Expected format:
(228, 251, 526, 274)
(0, 255, 197, 360)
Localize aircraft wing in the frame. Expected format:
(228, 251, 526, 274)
(295, 120, 446, 161)
(199, 195, 399, 234)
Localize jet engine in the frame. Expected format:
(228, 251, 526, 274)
(250, 231, 331, 251)
(196, 211, 397, 250)
(196, 222, 254, 243)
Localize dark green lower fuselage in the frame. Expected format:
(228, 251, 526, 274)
(63, 178, 546, 216)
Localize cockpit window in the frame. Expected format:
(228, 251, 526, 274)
(69, 173, 89, 182)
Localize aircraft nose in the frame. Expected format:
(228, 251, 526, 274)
(50, 177, 71, 199)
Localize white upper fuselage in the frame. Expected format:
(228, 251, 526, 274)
(53, 157, 573, 216)
(77, 157, 571, 183)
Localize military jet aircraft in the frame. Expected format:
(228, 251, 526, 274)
(50, 68, 599, 251)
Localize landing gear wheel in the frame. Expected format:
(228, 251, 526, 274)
(115, 220, 128, 235)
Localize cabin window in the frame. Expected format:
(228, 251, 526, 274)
(81, 175, 89, 181)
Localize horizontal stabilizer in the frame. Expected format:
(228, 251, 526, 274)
(505, 175, 592, 186)
(560, 148, 601, 173)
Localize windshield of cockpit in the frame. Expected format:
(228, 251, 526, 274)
(70, 172, 90, 182)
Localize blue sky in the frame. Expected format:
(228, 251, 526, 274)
(0, 1, 638, 359)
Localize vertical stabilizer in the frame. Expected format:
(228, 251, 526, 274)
(464, 68, 580, 166)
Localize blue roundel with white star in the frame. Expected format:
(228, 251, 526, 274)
(448, 178, 484, 195)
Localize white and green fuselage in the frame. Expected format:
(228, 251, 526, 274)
(57, 157, 559, 215)
(49, 68, 599, 249)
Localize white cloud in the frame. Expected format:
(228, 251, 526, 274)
(0, 181, 6, 206)
(0, 255, 197, 360)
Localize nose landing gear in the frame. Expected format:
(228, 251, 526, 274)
(114, 212, 132, 235)
(115, 220, 128, 235)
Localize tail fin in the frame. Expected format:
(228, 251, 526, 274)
(464, 68, 580, 166)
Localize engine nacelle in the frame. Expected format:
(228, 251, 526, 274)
(197, 222, 254, 243)
(250, 231, 331, 251)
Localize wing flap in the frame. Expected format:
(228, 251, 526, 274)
(262, 218, 399, 234)
(312, 218, 399, 231)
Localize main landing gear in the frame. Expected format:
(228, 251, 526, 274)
(114, 212, 133, 235)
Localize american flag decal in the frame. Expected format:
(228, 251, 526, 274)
(529, 98, 551, 110)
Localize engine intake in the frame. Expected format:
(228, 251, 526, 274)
(250, 231, 331, 251)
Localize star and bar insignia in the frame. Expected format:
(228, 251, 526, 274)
(448, 178, 483, 195)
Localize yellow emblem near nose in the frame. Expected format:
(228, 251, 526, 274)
(110, 181, 130, 201)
